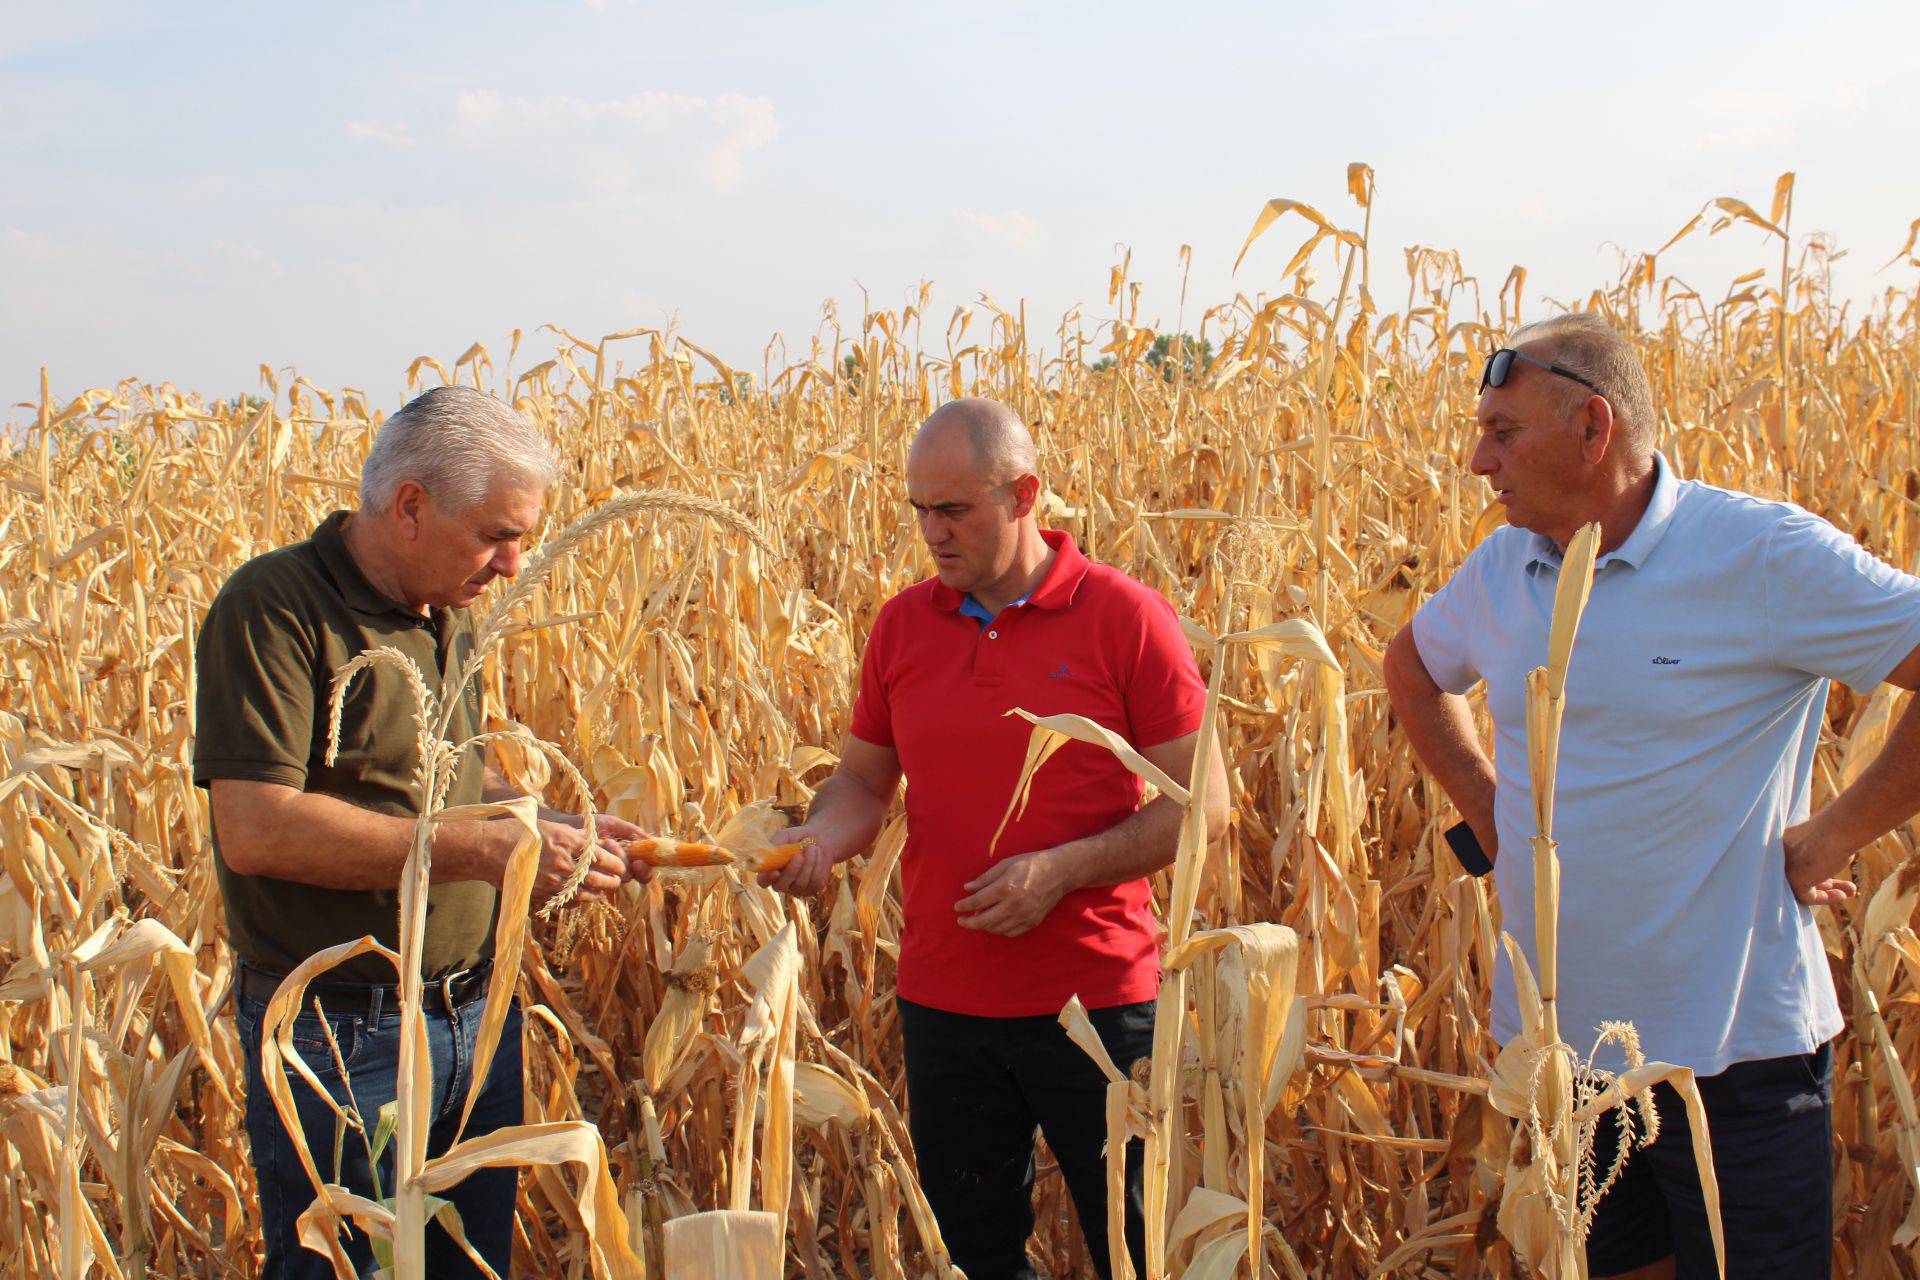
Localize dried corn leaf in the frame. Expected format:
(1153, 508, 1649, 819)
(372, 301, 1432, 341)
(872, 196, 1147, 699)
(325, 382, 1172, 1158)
(662, 1210, 782, 1279)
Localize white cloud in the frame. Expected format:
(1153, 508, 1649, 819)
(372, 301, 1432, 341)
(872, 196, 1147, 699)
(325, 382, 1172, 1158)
(447, 89, 779, 190)
(0, 6, 117, 61)
(1347, 2, 1537, 45)
(1703, 84, 1860, 118)
(448, 88, 766, 138)
(1691, 82, 1867, 152)
(208, 240, 285, 281)
(1351, 10, 1482, 43)
(0, 226, 60, 267)
(702, 93, 780, 188)
(1699, 122, 1795, 152)
(344, 119, 416, 148)
(954, 209, 1041, 247)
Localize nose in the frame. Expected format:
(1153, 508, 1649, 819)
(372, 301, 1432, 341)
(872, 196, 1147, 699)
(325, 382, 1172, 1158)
(492, 541, 524, 579)
(1469, 433, 1499, 479)
(919, 511, 949, 545)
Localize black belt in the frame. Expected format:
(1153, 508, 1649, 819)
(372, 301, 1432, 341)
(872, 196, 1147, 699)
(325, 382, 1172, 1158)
(236, 960, 494, 1018)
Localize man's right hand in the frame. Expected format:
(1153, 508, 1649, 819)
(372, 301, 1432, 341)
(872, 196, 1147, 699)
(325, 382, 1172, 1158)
(521, 818, 630, 906)
(759, 825, 836, 896)
(755, 739, 899, 898)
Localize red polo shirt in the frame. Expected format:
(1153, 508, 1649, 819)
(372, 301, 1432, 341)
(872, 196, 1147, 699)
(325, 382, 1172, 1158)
(850, 530, 1207, 1016)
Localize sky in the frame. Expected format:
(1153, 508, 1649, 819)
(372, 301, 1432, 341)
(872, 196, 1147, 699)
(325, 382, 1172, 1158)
(4, 0, 1918, 424)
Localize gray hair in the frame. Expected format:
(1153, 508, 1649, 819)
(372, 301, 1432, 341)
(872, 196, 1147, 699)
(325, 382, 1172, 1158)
(1508, 312, 1658, 453)
(359, 386, 560, 513)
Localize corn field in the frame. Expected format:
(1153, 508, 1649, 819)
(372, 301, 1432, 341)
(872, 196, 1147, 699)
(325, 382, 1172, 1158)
(2, 167, 1918, 1278)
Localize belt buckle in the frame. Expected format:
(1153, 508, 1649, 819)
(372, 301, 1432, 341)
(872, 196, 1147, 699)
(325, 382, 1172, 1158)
(455, 962, 489, 1006)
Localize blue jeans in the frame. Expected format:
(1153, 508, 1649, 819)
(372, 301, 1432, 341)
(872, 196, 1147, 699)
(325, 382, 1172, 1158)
(234, 970, 523, 1279)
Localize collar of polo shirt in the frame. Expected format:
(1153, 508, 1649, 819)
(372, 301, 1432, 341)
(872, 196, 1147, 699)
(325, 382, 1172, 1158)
(1526, 452, 1682, 575)
(958, 592, 1030, 625)
(312, 510, 437, 622)
(928, 528, 1094, 615)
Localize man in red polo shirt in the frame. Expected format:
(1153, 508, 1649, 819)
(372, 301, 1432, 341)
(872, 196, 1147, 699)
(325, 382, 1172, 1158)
(763, 397, 1227, 1280)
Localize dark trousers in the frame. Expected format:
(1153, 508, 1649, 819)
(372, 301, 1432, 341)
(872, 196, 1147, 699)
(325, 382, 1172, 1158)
(234, 968, 523, 1279)
(899, 996, 1156, 1280)
(1585, 1040, 1834, 1279)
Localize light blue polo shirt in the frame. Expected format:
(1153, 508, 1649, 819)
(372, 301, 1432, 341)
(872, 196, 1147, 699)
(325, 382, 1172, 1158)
(1413, 453, 1920, 1074)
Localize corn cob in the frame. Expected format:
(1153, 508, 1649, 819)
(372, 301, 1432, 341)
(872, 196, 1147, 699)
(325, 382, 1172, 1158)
(623, 837, 808, 873)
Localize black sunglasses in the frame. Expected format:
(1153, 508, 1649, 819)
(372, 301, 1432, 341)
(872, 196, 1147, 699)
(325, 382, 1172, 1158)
(1480, 348, 1601, 395)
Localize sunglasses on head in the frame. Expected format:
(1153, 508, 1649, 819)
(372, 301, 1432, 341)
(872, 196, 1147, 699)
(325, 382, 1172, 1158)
(1479, 348, 1601, 395)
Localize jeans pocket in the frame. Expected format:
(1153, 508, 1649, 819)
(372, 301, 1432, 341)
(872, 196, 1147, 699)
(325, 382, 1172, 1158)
(1799, 1040, 1833, 1097)
(1764, 1047, 1826, 1098)
(1715, 1047, 1829, 1116)
(233, 994, 263, 1043)
(1091, 1001, 1157, 1073)
(283, 1010, 363, 1079)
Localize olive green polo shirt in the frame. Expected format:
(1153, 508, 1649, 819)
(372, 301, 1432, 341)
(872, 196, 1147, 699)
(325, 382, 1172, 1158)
(193, 510, 494, 982)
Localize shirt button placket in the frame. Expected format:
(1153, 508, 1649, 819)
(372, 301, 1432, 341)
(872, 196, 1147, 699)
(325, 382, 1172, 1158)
(976, 618, 1007, 684)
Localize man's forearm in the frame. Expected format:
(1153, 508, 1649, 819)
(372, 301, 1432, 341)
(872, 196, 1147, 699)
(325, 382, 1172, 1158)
(1403, 694, 1497, 835)
(806, 770, 894, 861)
(1385, 631, 1498, 856)
(214, 784, 507, 890)
(1800, 694, 1920, 870)
(1043, 728, 1229, 892)
(1045, 793, 1189, 892)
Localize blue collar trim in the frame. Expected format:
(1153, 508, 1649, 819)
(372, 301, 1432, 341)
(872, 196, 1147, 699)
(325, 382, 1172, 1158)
(960, 592, 1031, 628)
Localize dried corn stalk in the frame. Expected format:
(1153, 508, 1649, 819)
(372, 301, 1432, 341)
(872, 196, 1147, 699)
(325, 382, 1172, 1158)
(3, 165, 1917, 1275)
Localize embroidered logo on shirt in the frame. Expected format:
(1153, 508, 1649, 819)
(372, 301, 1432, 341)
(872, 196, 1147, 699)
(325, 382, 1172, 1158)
(1651, 656, 1682, 666)
(1048, 662, 1075, 679)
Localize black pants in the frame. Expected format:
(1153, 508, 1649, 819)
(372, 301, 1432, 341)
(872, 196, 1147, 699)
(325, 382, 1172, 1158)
(899, 997, 1155, 1280)
(1586, 1040, 1834, 1279)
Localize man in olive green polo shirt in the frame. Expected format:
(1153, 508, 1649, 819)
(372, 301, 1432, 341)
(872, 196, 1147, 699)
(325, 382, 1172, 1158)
(194, 385, 641, 1279)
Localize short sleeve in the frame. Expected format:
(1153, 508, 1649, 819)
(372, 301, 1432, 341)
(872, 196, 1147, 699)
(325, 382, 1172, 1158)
(848, 605, 896, 748)
(1123, 593, 1207, 747)
(192, 581, 318, 790)
(1765, 510, 1920, 693)
(1411, 543, 1490, 695)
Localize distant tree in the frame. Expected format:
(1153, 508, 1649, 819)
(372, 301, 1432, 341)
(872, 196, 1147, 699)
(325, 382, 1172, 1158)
(1145, 333, 1213, 382)
(841, 351, 863, 393)
(219, 392, 271, 416)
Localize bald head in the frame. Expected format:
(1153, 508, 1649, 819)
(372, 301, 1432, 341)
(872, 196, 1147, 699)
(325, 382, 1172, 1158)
(912, 397, 1038, 487)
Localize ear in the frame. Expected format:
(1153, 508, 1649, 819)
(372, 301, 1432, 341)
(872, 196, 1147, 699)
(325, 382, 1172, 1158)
(1578, 394, 1615, 464)
(391, 480, 430, 540)
(1008, 474, 1041, 519)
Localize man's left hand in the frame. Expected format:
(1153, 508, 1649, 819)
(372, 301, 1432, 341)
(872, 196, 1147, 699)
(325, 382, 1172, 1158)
(956, 848, 1074, 937)
(1784, 818, 1856, 906)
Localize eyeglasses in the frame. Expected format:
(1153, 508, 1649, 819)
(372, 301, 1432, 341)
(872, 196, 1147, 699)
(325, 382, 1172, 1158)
(1479, 348, 1601, 395)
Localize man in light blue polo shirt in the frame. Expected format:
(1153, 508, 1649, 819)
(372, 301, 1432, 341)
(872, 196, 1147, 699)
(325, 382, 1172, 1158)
(1384, 312, 1920, 1280)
